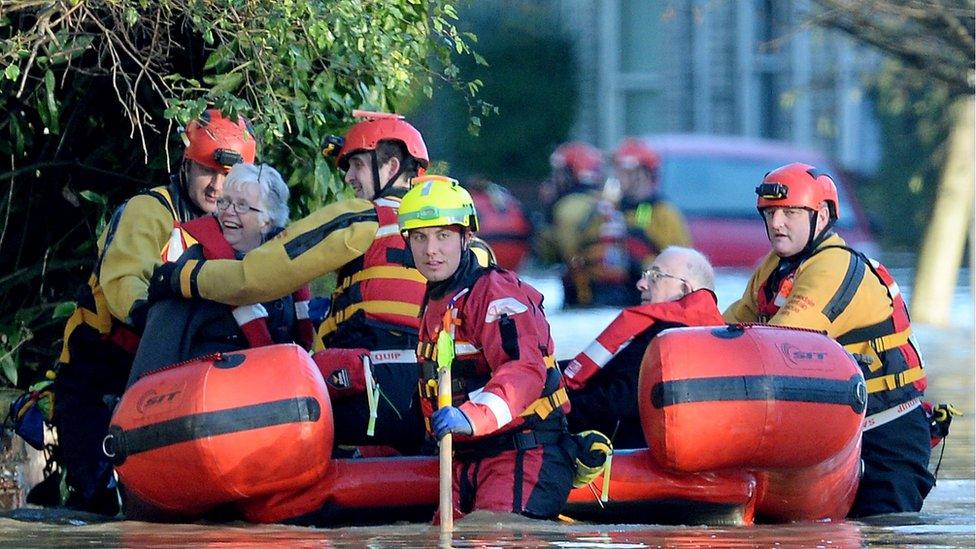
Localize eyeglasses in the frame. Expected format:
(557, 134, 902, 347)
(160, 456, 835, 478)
(216, 197, 263, 215)
(642, 268, 689, 287)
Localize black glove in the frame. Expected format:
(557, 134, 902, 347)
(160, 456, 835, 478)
(147, 261, 181, 304)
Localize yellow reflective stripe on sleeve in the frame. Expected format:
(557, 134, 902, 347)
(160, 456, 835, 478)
(335, 265, 427, 293)
(865, 367, 926, 394)
(179, 259, 199, 298)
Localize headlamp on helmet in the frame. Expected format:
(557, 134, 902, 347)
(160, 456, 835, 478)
(756, 162, 840, 220)
(182, 108, 257, 173)
(755, 182, 789, 200)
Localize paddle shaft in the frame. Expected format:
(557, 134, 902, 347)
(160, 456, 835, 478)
(437, 366, 453, 533)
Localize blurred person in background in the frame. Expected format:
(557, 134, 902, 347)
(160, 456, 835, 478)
(537, 141, 637, 307)
(466, 175, 532, 271)
(612, 138, 692, 273)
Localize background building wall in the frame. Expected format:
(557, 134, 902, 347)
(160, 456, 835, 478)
(566, 0, 882, 174)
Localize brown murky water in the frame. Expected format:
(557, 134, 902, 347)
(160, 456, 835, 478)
(0, 271, 972, 547)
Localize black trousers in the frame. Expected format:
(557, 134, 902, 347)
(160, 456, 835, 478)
(52, 330, 130, 515)
(849, 405, 936, 517)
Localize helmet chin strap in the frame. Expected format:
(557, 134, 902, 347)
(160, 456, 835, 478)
(799, 210, 836, 258)
(369, 150, 406, 199)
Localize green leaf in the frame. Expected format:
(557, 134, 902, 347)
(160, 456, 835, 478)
(79, 190, 107, 206)
(209, 72, 243, 96)
(4, 64, 20, 81)
(52, 302, 77, 320)
(44, 69, 60, 134)
(1, 357, 17, 386)
(204, 45, 232, 71)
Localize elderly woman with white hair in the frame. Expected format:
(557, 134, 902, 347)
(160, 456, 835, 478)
(128, 163, 314, 386)
(216, 163, 291, 253)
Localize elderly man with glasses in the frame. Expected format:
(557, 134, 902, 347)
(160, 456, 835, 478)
(561, 246, 724, 449)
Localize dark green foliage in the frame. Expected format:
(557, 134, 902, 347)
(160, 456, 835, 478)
(860, 65, 952, 251)
(0, 0, 485, 385)
(413, 1, 579, 184)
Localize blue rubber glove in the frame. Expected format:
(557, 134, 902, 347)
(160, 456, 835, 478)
(431, 406, 473, 439)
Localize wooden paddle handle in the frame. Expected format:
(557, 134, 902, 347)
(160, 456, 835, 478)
(438, 366, 453, 533)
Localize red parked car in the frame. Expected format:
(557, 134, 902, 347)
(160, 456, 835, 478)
(645, 134, 878, 268)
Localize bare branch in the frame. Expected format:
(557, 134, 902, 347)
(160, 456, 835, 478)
(811, 0, 974, 96)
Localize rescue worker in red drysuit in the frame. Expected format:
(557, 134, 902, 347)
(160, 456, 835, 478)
(128, 163, 314, 386)
(53, 108, 256, 515)
(562, 246, 723, 449)
(723, 162, 935, 517)
(400, 177, 575, 520)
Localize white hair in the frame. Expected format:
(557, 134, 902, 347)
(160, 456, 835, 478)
(224, 163, 290, 229)
(658, 246, 715, 291)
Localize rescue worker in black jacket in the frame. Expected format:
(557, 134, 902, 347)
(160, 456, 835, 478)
(564, 246, 722, 449)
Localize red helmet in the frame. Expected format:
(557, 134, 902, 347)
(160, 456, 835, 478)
(550, 141, 603, 183)
(336, 112, 429, 173)
(613, 138, 660, 172)
(756, 162, 839, 219)
(183, 109, 257, 172)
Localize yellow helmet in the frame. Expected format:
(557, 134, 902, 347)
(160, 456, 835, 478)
(398, 176, 480, 232)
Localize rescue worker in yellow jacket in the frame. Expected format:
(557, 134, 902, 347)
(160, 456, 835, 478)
(149, 113, 492, 456)
(612, 138, 691, 269)
(723, 162, 934, 517)
(535, 141, 622, 306)
(54, 109, 257, 515)
(313, 112, 436, 455)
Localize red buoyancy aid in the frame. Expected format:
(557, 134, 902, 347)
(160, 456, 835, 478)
(580, 199, 630, 286)
(470, 186, 532, 271)
(179, 216, 314, 350)
(317, 197, 427, 345)
(756, 246, 925, 406)
(562, 289, 726, 390)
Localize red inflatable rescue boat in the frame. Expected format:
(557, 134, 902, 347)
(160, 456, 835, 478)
(109, 325, 865, 525)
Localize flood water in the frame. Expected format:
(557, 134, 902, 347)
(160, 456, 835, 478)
(1, 269, 973, 547)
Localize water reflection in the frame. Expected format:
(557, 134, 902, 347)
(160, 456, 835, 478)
(5, 498, 976, 548)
